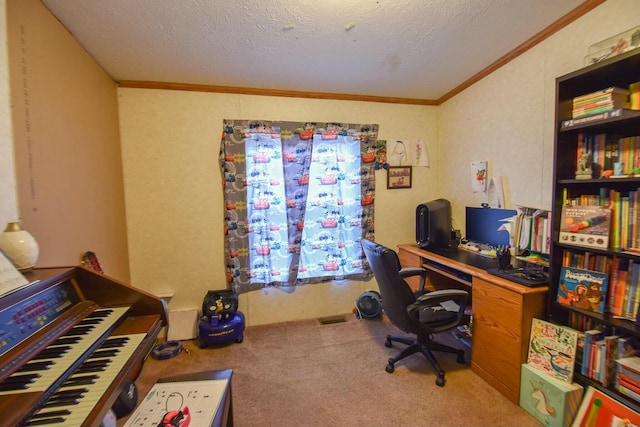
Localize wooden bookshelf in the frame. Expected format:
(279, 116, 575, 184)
(548, 48, 640, 409)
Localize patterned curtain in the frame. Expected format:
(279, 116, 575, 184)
(220, 120, 378, 294)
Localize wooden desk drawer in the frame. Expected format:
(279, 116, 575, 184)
(472, 278, 523, 396)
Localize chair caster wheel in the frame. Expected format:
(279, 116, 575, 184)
(457, 353, 465, 364)
(436, 375, 445, 387)
(385, 338, 392, 348)
(236, 335, 244, 343)
(386, 361, 395, 373)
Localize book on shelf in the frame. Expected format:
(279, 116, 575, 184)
(572, 86, 630, 105)
(561, 248, 611, 273)
(603, 335, 620, 387)
(617, 357, 640, 403)
(632, 81, 640, 110)
(573, 332, 640, 388)
(605, 258, 640, 320)
(581, 329, 606, 377)
(624, 260, 640, 320)
(618, 336, 640, 359)
(573, 101, 628, 119)
(561, 108, 624, 128)
(592, 338, 606, 381)
(618, 357, 640, 378)
(618, 382, 640, 403)
(557, 266, 609, 314)
(576, 133, 640, 179)
(559, 204, 611, 250)
(527, 318, 579, 383)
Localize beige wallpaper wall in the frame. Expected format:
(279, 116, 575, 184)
(439, 0, 640, 234)
(118, 90, 440, 325)
(0, 0, 18, 226)
(119, 0, 640, 326)
(5, 0, 130, 280)
(2, 0, 638, 327)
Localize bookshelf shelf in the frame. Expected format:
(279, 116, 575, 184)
(551, 301, 640, 335)
(549, 48, 640, 404)
(558, 177, 640, 185)
(560, 109, 640, 132)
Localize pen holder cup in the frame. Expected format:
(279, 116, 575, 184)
(497, 252, 511, 270)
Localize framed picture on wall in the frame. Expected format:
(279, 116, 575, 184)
(387, 166, 412, 189)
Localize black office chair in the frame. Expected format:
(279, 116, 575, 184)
(361, 238, 469, 386)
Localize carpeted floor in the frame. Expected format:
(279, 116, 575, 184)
(120, 314, 543, 427)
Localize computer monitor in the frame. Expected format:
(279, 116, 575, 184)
(465, 207, 517, 248)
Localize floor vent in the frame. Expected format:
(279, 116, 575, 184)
(317, 315, 347, 325)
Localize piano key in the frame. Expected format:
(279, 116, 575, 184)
(50, 387, 89, 398)
(61, 326, 94, 337)
(29, 410, 71, 420)
(100, 338, 129, 348)
(43, 398, 79, 407)
(26, 417, 67, 426)
(31, 346, 72, 360)
(75, 364, 108, 374)
(51, 337, 81, 346)
(17, 361, 55, 372)
(25, 333, 146, 427)
(0, 373, 40, 391)
(61, 375, 98, 388)
(0, 306, 130, 396)
(85, 309, 114, 318)
(87, 349, 119, 359)
(77, 318, 102, 326)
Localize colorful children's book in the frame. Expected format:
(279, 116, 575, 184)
(520, 363, 584, 427)
(572, 386, 640, 427)
(556, 266, 610, 314)
(527, 318, 579, 383)
(559, 204, 611, 250)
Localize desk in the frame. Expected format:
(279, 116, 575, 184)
(397, 244, 548, 404)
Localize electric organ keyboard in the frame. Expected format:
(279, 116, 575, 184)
(0, 266, 167, 427)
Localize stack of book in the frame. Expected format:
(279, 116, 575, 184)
(520, 319, 582, 427)
(575, 133, 640, 178)
(608, 258, 640, 320)
(617, 355, 640, 401)
(572, 86, 630, 119)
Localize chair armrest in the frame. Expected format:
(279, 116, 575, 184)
(416, 289, 467, 302)
(406, 289, 469, 332)
(399, 267, 427, 291)
(399, 267, 426, 278)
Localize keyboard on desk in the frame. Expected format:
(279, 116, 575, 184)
(487, 267, 548, 287)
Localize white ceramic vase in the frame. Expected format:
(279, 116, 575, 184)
(0, 222, 39, 272)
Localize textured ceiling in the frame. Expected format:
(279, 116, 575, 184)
(42, 0, 590, 101)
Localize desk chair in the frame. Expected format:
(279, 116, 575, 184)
(361, 239, 468, 386)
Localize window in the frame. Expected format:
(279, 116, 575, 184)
(221, 120, 378, 294)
